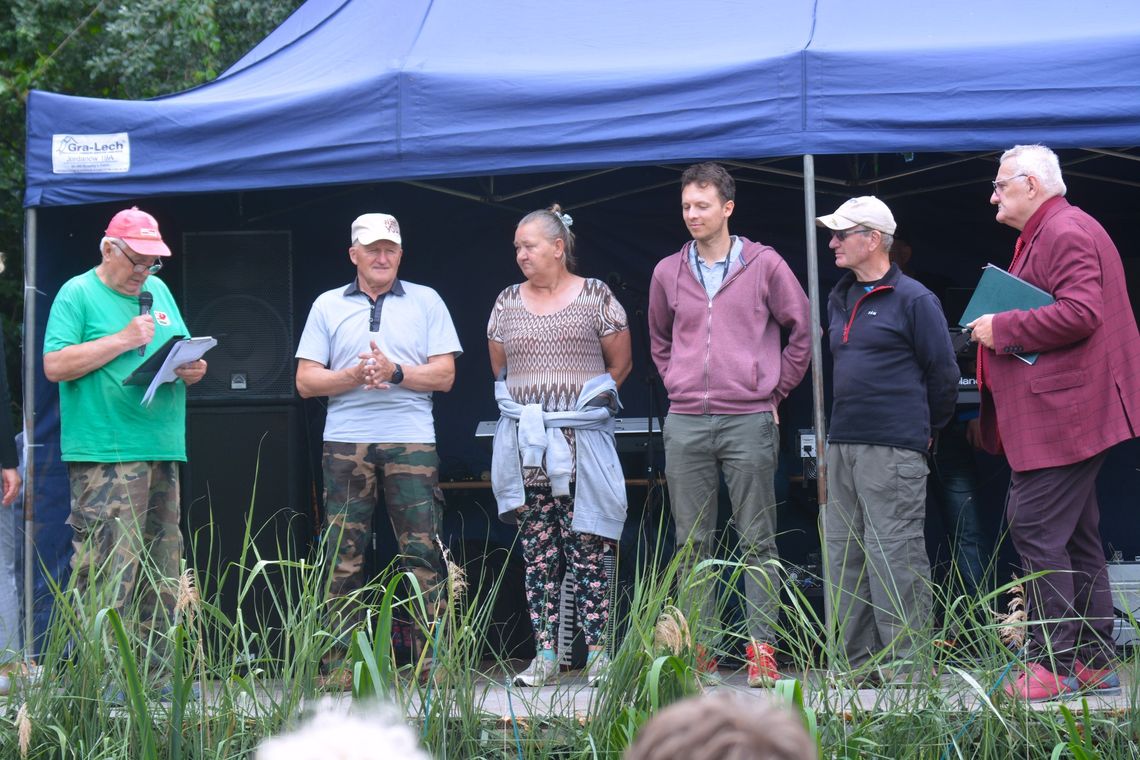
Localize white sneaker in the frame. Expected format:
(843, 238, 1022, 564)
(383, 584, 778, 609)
(514, 656, 557, 687)
(586, 651, 610, 687)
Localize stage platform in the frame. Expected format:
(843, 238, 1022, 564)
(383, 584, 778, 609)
(437, 664, 1134, 717)
(7, 662, 1128, 718)
(237, 661, 1135, 718)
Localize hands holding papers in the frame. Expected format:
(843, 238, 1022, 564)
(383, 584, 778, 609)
(142, 337, 214, 404)
(173, 356, 208, 385)
(124, 336, 217, 405)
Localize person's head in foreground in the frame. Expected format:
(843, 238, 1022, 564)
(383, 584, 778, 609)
(624, 693, 818, 760)
(256, 704, 432, 760)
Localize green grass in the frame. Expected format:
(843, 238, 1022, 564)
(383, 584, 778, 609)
(1, 502, 1137, 759)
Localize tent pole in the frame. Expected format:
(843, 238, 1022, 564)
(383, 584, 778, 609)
(802, 156, 827, 507)
(22, 207, 36, 662)
(803, 154, 834, 665)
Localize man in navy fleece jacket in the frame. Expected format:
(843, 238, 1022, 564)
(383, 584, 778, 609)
(817, 196, 958, 679)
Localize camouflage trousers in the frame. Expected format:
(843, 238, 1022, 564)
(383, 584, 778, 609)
(321, 442, 446, 645)
(67, 461, 183, 660)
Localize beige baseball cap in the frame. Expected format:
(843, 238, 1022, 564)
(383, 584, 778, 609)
(815, 196, 897, 235)
(351, 213, 402, 246)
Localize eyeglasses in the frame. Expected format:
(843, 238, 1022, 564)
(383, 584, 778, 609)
(832, 228, 875, 242)
(991, 173, 1028, 194)
(113, 241, 163, 274)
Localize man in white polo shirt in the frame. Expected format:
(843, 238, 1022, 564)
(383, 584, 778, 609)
(296, 213, 462, 683)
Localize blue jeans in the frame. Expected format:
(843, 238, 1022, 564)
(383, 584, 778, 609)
(931, 419, 988, 595)
(0, 503, 19, 664)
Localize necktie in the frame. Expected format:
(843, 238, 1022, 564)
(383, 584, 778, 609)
(1009, 236, 1026, 271)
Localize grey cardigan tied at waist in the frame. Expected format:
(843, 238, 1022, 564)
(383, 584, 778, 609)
(492, 373, 628, 541)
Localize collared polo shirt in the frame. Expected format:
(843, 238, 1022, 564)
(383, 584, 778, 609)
(687, 236, 743, 300)
(296, 278, 462, 443)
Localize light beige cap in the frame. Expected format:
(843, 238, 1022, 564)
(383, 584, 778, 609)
(351, 213, 402, 246)
(815, 196, 896, 235)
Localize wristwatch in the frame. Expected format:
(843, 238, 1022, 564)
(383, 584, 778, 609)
(389, 363, 404, 385)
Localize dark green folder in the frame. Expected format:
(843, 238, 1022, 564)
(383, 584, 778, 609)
(959, 264, 1053, 365)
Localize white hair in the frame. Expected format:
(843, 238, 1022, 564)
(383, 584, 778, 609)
(1000, 144, 1067, 197)
(256, 704, 431, 760)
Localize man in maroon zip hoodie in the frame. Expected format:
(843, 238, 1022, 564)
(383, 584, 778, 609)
(818, 196, 958, 683)
(648, 162, 811, 687)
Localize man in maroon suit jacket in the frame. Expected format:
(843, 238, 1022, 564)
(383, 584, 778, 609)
(969, 144, 1140, 700)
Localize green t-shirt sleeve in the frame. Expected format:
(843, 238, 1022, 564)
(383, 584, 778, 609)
(43, 280, 85, 354)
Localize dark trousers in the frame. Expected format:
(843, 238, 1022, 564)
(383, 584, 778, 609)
(1006, 452, 1114, 672)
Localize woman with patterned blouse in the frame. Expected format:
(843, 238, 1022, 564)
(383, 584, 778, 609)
(488, 204, 632, 687)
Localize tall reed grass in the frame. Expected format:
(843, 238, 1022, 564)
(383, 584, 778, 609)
(0, 501, 1136, 759)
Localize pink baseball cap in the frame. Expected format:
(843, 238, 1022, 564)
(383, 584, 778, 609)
(105, 207, 172, 257)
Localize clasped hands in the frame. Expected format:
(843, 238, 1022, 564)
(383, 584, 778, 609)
(355, 339, 396, 390)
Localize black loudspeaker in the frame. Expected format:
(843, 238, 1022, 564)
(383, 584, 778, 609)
(182, 404, 313, 653)
(182, 231, 294, 401)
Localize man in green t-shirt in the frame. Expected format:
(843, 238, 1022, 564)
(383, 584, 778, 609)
(43, 207, 207, 669)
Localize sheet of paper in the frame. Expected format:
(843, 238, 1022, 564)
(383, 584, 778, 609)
(141, 337, 218, 406)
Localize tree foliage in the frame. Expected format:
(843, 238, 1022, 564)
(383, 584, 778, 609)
(0, 0, 304, 416)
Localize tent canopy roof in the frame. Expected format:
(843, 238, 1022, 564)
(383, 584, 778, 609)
(24, 0, 1140, 207)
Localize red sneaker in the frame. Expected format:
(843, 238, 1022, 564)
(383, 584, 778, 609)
(694, 644, 718, 674)
(746, 641, 778, 688)
(1074, 661, 1121, 694)
(1003, 662, 1078, 701)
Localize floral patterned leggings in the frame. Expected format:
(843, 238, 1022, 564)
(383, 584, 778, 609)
(517, 487, 610, 650)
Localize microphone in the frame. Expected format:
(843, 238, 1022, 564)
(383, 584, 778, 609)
(138, 291, 153, 356)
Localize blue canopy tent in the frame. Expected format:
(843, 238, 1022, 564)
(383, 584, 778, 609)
(25, 0, 1140, 207)
(21, 0, 1140, 648)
